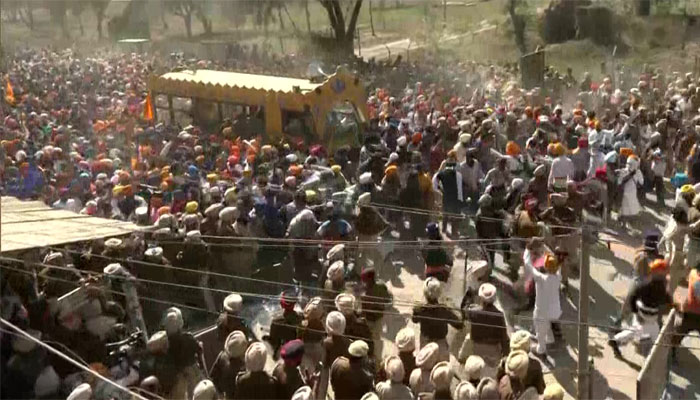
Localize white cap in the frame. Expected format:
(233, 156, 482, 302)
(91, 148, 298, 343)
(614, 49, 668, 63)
(397, 136, 407, 147)
(327, 260, 345, 281)
(454, 381, 478, 400)
(384, 355, 405, 382)
(334, 293, 356, 316)
(464, 355, 485, 381)
(357, 192, 371, 207)
(325, 311, 346, 335)
(34, 366, 60, 398)
(43, 252, 64, 265)
(327, 244, 345, 262)
(415, 342, 439, 369)
(192, 379, 216, 400)
(225, 330, 248, 358)
(304, 297, 324, 320)
(164, 307, 184, 334)
(219, 206, 239, 222)
(244, 342, 267, 372)
(430, 361, 452, 390)
(144, 247, 163, 259)
(224, 293, 243, 313)
(67, 383, 92, 400)
(292, 386, 313, 400)
(359, 172, 373, 185)
(147, 330, 169, 353)
(103, 262, 125, 276)
(423, 277, 442, 300)
(395, 327, 416, 352)
(104, 238, 123, 249)
(348, 340, 369, 358)
(505, 350, 530, 379)
(478, 283, 497, 303)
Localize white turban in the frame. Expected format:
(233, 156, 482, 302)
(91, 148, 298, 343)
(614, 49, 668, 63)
(164, 307, 184, 334)
(325, 311, 346, 335)
(244, 342, 267, 372)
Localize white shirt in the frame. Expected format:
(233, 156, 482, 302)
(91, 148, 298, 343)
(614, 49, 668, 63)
(459, 160, 484, 193)
(548, 155, 575, 189)
(525, 257, 562, 320)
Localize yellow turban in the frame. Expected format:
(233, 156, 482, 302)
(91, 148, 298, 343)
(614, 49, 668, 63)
(185, 201, 199, 214)
(681, 184, 695, 195)
(206, 173, 218, 182)
(553, 143, 566, 157)
(331, 165, 342, 174)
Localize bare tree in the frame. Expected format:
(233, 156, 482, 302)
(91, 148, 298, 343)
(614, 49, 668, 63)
(303, 0, 312, 32)
(507, 0, 527, 54)
(69, 1, 85, 36)
(17, 2, 36, 31)
(48, 0, 69, 38)
(91, 0, 111, 39)
(369, 0, 376, 36)
(195, 5, 213, 37)
(318, 0, 364, 53)
(167, 0, 203, 38)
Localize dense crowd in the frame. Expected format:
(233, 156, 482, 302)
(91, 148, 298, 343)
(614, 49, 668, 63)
(1, 47, 700, 400)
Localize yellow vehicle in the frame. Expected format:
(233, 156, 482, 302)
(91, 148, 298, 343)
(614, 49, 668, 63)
(148, 66, 368, 149)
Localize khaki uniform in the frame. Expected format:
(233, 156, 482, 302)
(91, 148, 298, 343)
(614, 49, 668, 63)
(233, 371, 279, 400)
(272, 361, 305, 399)
(330, 357, 374, 400)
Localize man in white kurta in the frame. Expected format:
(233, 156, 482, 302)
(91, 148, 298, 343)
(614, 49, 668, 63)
(619, 157, 644, 219)
(525, 254, 562, 355)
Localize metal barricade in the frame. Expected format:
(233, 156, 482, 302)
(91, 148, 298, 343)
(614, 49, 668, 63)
(636, 309, 677, 400)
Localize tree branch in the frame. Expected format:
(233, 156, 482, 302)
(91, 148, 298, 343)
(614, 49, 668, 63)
(345, 0, 364, 37)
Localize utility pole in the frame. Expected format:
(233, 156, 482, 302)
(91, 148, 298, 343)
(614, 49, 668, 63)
(577, 226, 592, 399)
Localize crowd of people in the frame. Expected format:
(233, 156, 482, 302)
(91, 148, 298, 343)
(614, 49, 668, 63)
(1, 46, 700, 400)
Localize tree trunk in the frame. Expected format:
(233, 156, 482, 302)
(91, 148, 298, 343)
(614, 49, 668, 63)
(78, 15, 85, 36)
(184, 13, 192, 38)
(277, 4, 285, 31)
(304, 0, 312, 32)
(507, 0, 527, 54)
(97, 12, 104, 39)
(19, 5, 34, 31)
(345, 0, 363, 37)
(161, 0, 169, 30)
(369, 0, 376, 36)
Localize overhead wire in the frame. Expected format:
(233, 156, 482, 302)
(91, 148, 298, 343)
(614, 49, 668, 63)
(2, 258, 698, 346)
(4, 264, 698, 356)
(0, 247, 689, 338)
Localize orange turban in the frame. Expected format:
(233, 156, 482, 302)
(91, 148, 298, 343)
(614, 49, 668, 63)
(157, 206, 171, 216)
(545, 254, 559, 273)
(649, 259, 668, 274)
(412, 132, 422, 144)
(506, 141, 521, 156)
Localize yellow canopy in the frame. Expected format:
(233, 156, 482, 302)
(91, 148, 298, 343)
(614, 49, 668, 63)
(151, 69, 322, 95)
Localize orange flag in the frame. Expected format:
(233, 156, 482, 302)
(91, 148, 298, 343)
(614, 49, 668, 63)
(143, 92, 154, 121)
(5, 77, 15, 105)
